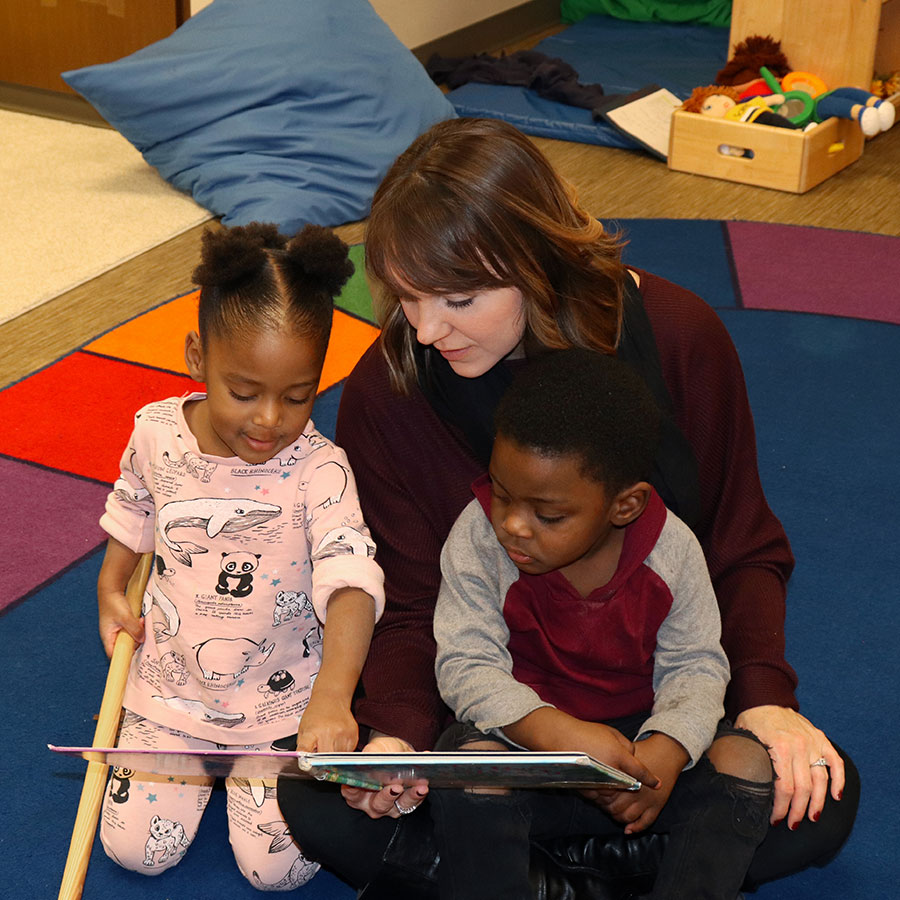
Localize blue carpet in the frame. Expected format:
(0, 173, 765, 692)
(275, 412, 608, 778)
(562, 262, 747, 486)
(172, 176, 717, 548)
(4, 223, 897, 898)
(721, 309, 897, 898)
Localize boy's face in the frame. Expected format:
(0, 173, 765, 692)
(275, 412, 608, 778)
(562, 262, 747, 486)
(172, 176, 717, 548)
(488, 435, 617, 578)
(185, 326, 323, 464)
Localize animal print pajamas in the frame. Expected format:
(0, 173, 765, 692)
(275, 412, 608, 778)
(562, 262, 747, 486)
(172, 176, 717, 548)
(98, 394, 384, 887)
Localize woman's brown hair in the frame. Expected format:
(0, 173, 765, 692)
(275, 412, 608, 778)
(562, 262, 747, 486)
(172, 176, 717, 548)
(364, 118, 627, 393)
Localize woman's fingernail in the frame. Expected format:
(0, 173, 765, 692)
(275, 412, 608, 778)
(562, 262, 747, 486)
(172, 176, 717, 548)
(837, 790, 843, 801)
(789, 822, 799, 831)
(773, 818, 784, 828)
(388, 787, 401, 796)
(813, 811, 821, 822)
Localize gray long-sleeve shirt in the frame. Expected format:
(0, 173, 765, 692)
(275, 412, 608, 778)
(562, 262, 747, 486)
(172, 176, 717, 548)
(434, 487, 729, 765)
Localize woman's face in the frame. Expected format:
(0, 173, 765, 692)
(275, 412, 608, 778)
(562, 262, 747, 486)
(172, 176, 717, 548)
(399, 285, 526, 378)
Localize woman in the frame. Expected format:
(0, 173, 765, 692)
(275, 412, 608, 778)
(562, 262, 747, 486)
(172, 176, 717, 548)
(278, 118, 858, 896)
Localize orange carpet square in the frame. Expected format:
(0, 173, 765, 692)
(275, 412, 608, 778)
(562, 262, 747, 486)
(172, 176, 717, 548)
(85, 293, 378, 392)
(320, 312, 379, 391)
(85, 290, 199, 375)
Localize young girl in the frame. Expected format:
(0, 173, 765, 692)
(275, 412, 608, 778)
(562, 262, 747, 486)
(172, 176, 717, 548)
(97, 223, 384, 890)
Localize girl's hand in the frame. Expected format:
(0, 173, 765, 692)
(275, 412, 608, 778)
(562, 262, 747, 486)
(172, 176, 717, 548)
(296, 693, 359, 753)
(735, 705, 844, 828)
(339, 734, 429, 819)
(97, 588, 144, 659)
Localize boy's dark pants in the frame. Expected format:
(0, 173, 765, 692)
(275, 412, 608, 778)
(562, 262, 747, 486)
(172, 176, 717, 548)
(429, 719, 773, 900)
(277, 728, 860, 898)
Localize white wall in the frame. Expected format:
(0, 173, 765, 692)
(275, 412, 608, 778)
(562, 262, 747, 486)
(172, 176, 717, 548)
(370, 0, 528, 47)
(188, 0, 529, 48)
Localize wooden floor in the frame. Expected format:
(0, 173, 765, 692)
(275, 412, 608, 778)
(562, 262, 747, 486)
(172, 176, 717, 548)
(3, 23, 899, 389)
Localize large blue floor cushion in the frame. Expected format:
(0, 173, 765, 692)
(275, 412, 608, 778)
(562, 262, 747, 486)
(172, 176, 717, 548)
(64, 0, 456, 232)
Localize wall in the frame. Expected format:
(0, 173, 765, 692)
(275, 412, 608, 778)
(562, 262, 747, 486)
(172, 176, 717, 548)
(188, 0, 530, 48)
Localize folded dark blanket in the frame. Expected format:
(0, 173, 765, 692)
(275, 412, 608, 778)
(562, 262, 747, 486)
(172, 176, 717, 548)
(427, 49, 610, 110)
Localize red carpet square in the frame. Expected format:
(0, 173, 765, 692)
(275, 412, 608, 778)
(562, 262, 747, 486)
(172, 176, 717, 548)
(0, 457, 109, 609)
(0, 352, 200, 483)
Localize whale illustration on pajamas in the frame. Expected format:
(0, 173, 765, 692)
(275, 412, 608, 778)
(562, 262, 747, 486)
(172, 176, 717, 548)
(157, 498, 281, 565)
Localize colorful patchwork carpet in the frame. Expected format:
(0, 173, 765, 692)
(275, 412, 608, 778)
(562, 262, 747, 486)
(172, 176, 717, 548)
(2, 223, 897, 899)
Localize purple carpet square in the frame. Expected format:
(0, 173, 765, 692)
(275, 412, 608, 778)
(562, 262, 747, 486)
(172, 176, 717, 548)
(726, 222, 900, 324)
(0, 457, 109, 611)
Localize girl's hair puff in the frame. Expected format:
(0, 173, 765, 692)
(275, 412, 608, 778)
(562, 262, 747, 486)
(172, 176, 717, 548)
(193, 222, 353, 361)
(364, 118, 627, 393)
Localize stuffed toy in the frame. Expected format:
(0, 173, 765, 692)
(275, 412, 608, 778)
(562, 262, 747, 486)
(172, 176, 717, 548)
(714, 36, 896, 136)
(683, 82, 896, 137)
(755, 66, 895, 135)
(716, 35, 790, 87)
(811, 87, 895, 135)
(871, 71, 900, 99)
(681, 84, 807, 129)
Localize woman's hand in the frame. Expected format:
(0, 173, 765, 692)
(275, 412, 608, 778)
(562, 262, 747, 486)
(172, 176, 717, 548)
(339, 734, 429, 819)
(735, 705, 844, 828)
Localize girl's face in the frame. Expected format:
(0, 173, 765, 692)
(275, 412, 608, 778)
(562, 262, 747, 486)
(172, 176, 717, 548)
(399, 285, 526, 378)
(184, 326, 322, 464)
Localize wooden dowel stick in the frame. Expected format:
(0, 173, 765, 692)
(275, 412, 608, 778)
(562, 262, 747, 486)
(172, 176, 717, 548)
(58, 553, 152, 900)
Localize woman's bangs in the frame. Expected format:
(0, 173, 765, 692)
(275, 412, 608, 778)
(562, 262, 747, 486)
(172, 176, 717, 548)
(369, 187, 507, 298)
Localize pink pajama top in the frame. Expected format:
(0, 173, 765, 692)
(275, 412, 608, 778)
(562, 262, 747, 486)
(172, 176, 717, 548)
(101, 393, 385, 744)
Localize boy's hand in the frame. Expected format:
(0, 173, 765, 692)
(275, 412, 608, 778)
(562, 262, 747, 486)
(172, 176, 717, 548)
(503, 709, 660, 790)
(97, 588, 144, 659)
(295, 691, 359, 752)
(587, 733, 687, 833)
(544, 717, 661, 790)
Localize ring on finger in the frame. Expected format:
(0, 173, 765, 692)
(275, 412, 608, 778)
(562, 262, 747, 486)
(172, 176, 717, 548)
(810, 757, 828, 768)
(394, 798, 420, 815)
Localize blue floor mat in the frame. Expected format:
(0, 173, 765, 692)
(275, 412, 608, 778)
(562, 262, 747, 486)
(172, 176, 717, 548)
(446, 15, 729, 147)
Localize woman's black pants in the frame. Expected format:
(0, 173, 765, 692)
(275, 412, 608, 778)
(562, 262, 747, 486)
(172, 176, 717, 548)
(277, 745, 859, 897)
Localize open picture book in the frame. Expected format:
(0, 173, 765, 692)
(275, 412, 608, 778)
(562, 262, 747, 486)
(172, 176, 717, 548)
(49, 745, 642, 791)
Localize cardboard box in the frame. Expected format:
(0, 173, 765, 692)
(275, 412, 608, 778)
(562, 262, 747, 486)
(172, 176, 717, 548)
(667, 111, 865, 193)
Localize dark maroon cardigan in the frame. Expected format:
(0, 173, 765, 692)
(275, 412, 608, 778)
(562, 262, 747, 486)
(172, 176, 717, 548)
(336, 270, 796, 750)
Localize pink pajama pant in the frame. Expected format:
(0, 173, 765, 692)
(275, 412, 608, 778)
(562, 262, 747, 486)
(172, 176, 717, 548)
(99, 711, 319, 891)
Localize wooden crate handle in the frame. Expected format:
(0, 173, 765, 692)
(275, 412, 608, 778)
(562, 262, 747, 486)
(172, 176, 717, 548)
(57, 552, 152, 900)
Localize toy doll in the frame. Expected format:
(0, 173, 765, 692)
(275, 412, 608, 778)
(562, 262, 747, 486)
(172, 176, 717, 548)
(811, 86, 894, 135)
(683, 82, 895, 136)
(681, 85, 806, 129)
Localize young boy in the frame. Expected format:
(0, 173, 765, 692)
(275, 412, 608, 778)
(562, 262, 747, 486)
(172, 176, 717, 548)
(432, 349, 774, 900)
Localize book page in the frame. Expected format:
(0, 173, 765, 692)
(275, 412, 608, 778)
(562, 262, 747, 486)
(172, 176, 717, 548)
(601, 88, 683, 160)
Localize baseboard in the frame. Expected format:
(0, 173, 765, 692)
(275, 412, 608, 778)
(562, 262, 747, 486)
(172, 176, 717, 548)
(0, 81, 109, 127)
(412, 0, 561, 64)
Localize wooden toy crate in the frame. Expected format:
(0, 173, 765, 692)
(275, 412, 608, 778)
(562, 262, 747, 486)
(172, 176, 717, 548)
(667, 111, 865, 193)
